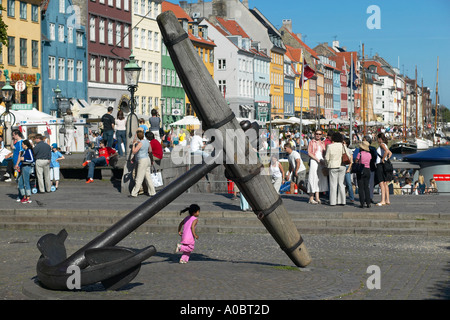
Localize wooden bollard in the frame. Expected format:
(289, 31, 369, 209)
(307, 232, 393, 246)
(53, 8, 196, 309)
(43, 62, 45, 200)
(157, 11, 311, 267)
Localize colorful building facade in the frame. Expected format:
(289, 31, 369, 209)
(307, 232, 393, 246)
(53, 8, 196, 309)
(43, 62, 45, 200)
(1, 0, 42, 110)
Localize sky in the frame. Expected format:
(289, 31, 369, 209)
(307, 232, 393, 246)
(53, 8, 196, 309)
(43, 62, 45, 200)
(246, 0, 450, 108)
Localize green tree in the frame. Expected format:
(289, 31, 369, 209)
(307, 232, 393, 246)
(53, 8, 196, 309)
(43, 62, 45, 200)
(0, 5, 8, 53)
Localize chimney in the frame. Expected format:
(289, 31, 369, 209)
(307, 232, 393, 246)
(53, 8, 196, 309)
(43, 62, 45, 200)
(296, 33, 302, 41)
(282, 19, 292, 32)
(242, 0, 249, 8)
(332, 40, 340, 50)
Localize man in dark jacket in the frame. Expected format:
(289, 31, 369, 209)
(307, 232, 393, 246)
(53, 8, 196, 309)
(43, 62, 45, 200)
(33, 134, 52, 192)
(101, 107, 115, 147)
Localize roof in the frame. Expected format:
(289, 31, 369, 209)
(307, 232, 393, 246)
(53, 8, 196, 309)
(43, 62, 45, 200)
(215, 17, 250, 38)
(162, 1, 215, 47)
(364, 60, 394, 77)
(162, 1, 193, 21)
(281, 27, 319, 60)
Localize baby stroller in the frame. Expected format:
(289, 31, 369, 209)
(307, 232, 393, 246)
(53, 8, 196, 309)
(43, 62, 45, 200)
(30, 164, 38, 194)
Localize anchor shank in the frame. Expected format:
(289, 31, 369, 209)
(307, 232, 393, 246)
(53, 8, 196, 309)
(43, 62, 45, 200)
(67, 161, 219, 268)
(158, 11, 311, 267)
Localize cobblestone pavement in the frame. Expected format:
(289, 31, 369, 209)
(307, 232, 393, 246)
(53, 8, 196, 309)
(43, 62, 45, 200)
(0, 229, 448, 301)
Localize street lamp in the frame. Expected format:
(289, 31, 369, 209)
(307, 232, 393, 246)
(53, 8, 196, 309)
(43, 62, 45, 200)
(124, 53, 141, 115)
(54, 84, 62, 117)
(1, 79, 15, 147)
(1, 79, 14, 104)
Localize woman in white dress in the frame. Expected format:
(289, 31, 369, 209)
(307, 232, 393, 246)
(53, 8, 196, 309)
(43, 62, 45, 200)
(269, 155, 284, 194)
(307, 130, 328, 204)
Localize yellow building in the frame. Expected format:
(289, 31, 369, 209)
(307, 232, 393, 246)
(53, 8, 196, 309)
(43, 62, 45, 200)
(270, 50, 284, 118)
(185, 22, 215, 116)
(1, 0, 42, 110)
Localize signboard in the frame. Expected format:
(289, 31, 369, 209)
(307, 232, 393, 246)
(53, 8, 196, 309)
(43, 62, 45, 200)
(15, 80, 26, 92)
(433, 174, 450, 182)
(12, 104, 33, 111)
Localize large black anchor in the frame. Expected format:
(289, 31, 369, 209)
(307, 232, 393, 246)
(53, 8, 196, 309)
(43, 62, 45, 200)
(35, 11, 311, 291)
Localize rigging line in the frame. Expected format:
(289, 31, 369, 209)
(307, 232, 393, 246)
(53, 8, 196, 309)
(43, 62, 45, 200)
(110, 7, 158, 57)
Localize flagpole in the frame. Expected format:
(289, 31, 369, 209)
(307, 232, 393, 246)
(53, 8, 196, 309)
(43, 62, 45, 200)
(300, 54, 305, 138)
(349, 54, 353, 145)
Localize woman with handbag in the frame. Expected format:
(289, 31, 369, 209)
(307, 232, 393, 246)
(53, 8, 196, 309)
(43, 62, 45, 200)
(129, 130, 156, 198)
(325, 132, 351, 206)
(375, 133, 392, 206)
(354, 141, 372, 208)
(307, 130, 328, 204)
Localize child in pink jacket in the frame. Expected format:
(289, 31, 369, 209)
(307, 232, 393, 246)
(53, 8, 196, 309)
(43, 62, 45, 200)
(175, 204, 200, 263)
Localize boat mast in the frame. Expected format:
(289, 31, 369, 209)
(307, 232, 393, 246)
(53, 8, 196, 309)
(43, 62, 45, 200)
(362, 44, 366, 135)
(421, 78, 424, 137)
(403, 75, 407, 141)
(434, 56, 439, 132)
(415, 66, 418, 138)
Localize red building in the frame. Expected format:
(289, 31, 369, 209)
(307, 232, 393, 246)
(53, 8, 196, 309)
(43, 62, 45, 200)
(87, 0, 132, 111)
(331, 55, 349, 119)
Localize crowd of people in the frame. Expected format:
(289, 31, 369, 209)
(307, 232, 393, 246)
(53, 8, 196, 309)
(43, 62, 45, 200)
(0, 129, 65, 203)
(268, 128, 439, 209)
(1, 109, 440, 207)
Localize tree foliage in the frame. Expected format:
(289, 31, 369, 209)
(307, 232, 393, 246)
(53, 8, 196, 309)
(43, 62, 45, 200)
(0, 6, 8, 53)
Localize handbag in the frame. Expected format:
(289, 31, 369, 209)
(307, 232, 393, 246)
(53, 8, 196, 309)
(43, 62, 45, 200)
(351, 162, 364, 174)
(321, 166, 329, 176)
(341, 144, 351, 165)
(151, 166, 163, 188)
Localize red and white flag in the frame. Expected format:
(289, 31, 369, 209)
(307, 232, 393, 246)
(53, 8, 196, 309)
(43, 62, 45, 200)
(300, 59, 316, 88)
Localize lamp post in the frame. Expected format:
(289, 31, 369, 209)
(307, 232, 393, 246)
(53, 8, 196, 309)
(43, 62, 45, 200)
(124, 53, 141, 115)
(121, 53, 142, 194)
(1, 78, 15, 148)
(54, 84, 62, 117)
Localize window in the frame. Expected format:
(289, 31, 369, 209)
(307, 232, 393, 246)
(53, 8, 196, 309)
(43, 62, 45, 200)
(7, 36, 15, 65)
(76, 60, 83, 82)
(161, 69, 166, 86)
(90, 57, 96, 81)
(124, 25, 129, 48)
(147, 31, 153, 50)
(218, 59, 226, 70)
(49, 23, 55, 41)
(20, 38, 27, 66)
(68, 26, 73, 43)
(124, 0, 129, 11)
(58, 58, 65, 80)
(108, 60, 114, 83)
(90, 17, 96, 42)
(7, 0, 14, 17)
(31, 5, 38, 22)
(134, 28, 139, 48)
(115, 23, 121, 46)
(141, 29, 146, 49)
(68, 59, 74, 81)
(154, 63, 159, 83)
(76, 31, 83, 47)
(116, 0, 121, 9)
(108, 22, 113, 45)
(116, 61, 122, 83)
(49, 56, 56, 80)
(153, 32, 159, 51)
(31, 40, 38, 67)
(20, 2, 27, 19)
(58, 25, 65, 42)
(140, 0, 145, 15)
(218, 80, 226, 96)
(59, 0, 65, 13)
(99, 19, 105, 43)
(99, 58, 106, 82)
